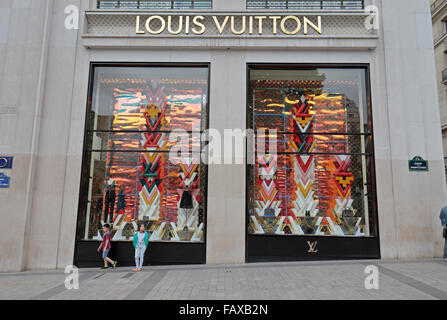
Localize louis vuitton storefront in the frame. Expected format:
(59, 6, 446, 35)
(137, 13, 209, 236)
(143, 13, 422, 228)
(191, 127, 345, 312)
(74, 61, 379, 266)
(0, 0, 445, 271)
(73, 6, 382, 266)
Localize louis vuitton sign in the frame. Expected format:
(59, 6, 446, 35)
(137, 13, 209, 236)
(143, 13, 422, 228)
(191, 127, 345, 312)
(135, 15, 322, 36)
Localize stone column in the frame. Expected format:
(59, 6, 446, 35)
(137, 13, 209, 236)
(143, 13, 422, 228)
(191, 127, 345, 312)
(379, 0, 447, 258)
(206, 50, 247, 264)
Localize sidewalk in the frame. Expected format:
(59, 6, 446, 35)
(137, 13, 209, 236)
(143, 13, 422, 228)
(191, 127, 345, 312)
(0, 259, 446, 300)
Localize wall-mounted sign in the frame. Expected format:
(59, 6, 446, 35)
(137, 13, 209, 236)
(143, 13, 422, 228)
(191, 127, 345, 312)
(0, 156, 13, 169)
(136, 15, 322, 36)
(0, 173, 10, 188)
(409, 156, 429, 172)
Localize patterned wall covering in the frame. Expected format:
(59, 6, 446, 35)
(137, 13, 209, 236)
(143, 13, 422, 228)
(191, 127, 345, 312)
(248, 68, 374, 238)
(86, 12, 375, 37)
(82, 67, 208, 243)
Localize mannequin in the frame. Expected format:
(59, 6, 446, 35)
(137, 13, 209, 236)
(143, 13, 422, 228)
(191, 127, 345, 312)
(115, 185, 125, 215)
(104, 178, 116, 224)
(180, 185, 193, 210)
(179, 183, 194, 231)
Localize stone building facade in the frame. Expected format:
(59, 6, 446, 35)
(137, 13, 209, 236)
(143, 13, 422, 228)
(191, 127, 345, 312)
(0, 0, 445, 271)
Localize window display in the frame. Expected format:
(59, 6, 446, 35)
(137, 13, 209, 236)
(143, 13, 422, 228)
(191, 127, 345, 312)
(247, 66, 377, 237)
(78, 65, 209, 243)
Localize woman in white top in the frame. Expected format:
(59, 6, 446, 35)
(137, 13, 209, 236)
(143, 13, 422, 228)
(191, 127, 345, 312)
(132, 224, 149, 272)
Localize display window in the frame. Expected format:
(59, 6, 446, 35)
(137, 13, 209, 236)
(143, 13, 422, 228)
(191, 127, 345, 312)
(77, 65, 209, 244)
(247, 66, 377, 238)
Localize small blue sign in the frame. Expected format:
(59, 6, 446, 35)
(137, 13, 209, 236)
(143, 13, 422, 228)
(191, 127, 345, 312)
(409, 156, 429, 172)
(0, 173, 10, 188)
(0, 157, 13, 169)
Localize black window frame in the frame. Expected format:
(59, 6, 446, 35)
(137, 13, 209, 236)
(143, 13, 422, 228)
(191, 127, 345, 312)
(74, 62, 211, 267)
(245, 63, 380, 262)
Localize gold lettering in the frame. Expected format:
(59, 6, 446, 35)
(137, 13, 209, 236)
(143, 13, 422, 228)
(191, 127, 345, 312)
(136, 14, 324, 37)
(145, 16, 166, 34)
(269, 16, 281, 35)
(303, 16, 322, 35)
(231, 16, 246, 35)
(213, 16, 229, 34)
(192, 16, 205, 35)
(255, 16, 266, 34)
(136, 16, 145, 34)
(280, 16, 301, 35)
(185, 16, 190, 34)
(167, 16, 183, 34)
(249, 16, 254, 34)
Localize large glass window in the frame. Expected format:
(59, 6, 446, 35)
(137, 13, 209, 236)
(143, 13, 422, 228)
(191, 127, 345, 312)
(247, 66, 377, 238)
(77, 65, 209, 243)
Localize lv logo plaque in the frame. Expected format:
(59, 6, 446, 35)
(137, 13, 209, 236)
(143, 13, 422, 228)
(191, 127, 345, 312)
(307, 241, 318, 253)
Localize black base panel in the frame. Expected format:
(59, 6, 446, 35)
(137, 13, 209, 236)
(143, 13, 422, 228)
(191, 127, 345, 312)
(247, 235, 380, 263)
(74, 241, 206, 268)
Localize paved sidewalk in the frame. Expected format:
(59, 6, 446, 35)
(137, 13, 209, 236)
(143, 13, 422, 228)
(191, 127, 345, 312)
(0, 259, 446, 300)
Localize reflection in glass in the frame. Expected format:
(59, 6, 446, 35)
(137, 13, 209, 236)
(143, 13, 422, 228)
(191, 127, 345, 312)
(248, 67, 376, 237)
(80, 66, 208, 243)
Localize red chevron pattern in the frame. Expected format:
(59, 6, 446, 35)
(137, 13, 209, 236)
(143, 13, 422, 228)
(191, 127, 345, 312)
(289, 98, 318, 234)
(138, 86, 168, 224)
(333, 155, 354, 199)
(250, 154, 282, 234)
